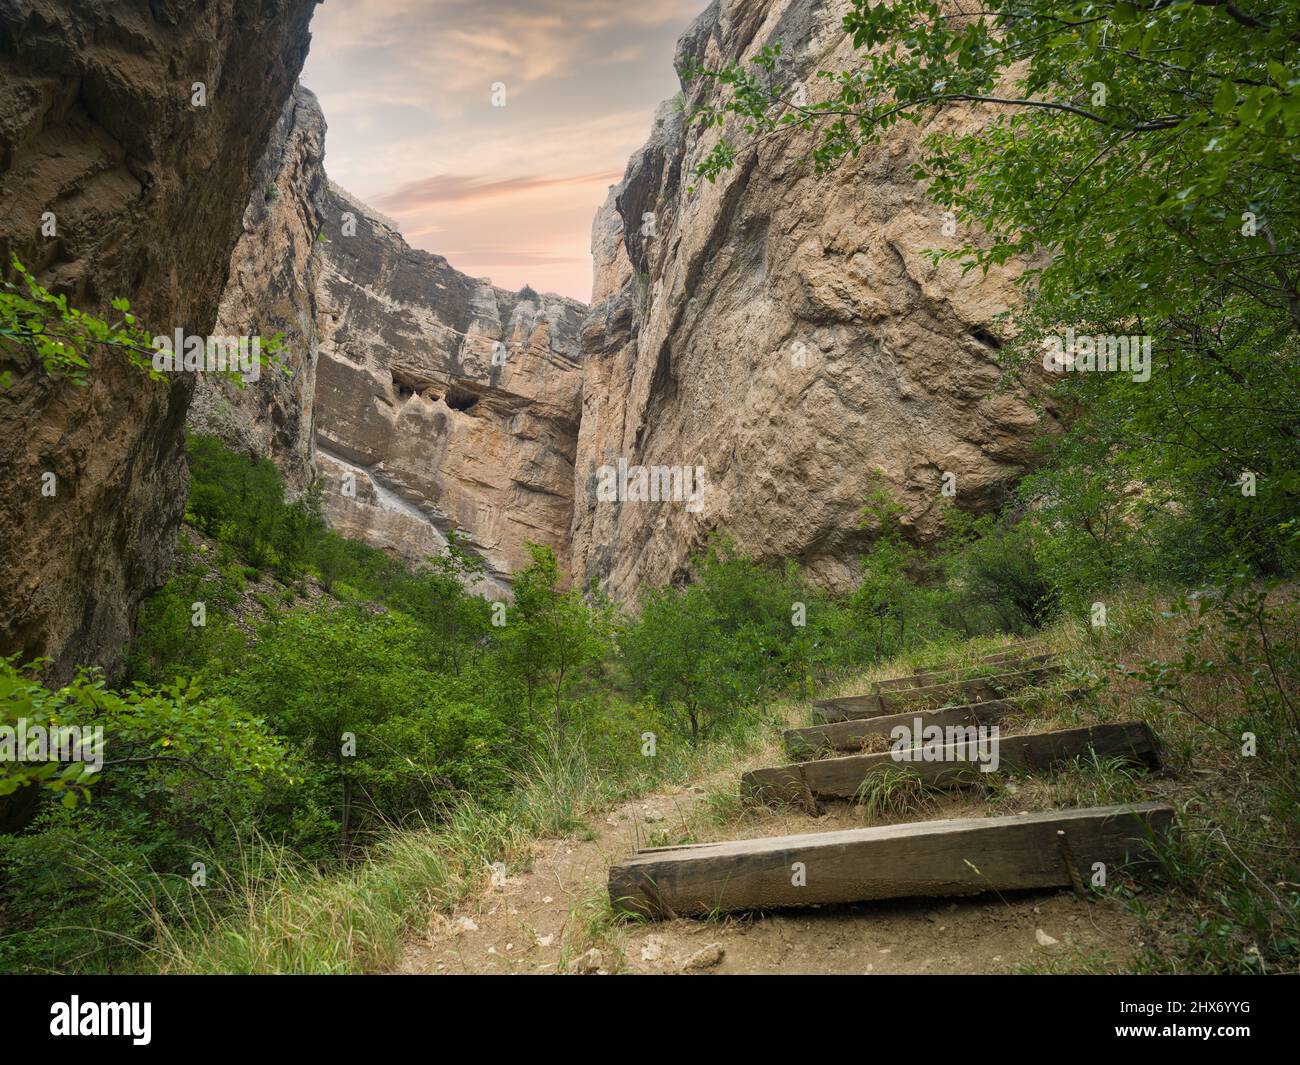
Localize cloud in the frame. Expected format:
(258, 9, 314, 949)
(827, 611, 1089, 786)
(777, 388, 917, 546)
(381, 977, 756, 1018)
(430, 249, 587, 269)
(377, 170, 624, 212)
(301, 0, 708, 300)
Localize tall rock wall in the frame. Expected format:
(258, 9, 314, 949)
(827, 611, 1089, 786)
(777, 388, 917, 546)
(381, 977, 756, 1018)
(0, 0, 1063, 685)
(190, 84, 326, 496)
(312, 182, 586, 592)
(199, 93, 588, 593)
(0, 0, 317, 681)
(572, 0, 1057, 599)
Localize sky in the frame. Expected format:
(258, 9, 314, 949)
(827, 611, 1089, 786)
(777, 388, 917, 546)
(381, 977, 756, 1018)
(301, 0, 707, 303)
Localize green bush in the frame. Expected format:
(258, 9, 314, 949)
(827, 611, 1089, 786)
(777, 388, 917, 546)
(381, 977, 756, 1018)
(0, 807, 172, 973)
(126, 561, 247, 686)
(938, 510, 1055, 632)
(210, 605, 524, 854)
(0, 658, 291, 972)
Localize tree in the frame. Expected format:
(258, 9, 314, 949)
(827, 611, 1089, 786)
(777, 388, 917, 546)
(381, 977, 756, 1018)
(622, 583, 722, 743)
(0, 656, 287, 811)
(685, 1, 1300, 582)
(275, 481, 327, 579)
(620, 537, 815, 741)
(213, 606, 497, 853)
(937, 509, 1056, 630)
(500, 544, 610, 739)
(848, 473, 938, 656)
(400, 532, 492, 675)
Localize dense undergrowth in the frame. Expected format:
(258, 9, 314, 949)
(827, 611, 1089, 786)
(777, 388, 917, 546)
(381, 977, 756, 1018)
(4, 0, 1299, 975)
(1, 428, 1295, 973)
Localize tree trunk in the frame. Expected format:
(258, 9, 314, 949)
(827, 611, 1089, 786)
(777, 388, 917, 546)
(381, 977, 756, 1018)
(341, 774, 352, 852)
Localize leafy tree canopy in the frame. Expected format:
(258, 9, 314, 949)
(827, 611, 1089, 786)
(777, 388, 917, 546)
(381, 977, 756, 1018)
(684, 1, 1300, 580)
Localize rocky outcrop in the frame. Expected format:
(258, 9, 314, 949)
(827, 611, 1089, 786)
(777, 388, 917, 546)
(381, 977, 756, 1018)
(199, 93, 587, 591)
(190, 84, 326, 496)
(312, 182, 586, 591)
(572, 0, 1056, 598)
(0, 0, 317, 681)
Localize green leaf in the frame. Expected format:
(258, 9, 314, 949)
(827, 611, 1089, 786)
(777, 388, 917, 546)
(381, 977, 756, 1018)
(1213, 78, 1238, 116)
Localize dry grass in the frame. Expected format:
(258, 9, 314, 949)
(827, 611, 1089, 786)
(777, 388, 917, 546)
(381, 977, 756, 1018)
(143, 587, 1299, 974)
(678, 588, 1299, 973)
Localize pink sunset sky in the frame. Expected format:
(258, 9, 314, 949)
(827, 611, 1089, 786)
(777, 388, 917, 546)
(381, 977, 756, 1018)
(301, 0, 707, 303)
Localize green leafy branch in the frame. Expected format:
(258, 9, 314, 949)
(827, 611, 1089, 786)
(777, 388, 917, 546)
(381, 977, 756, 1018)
(0, 255, 290, 389)
(0, 655, 292, 808)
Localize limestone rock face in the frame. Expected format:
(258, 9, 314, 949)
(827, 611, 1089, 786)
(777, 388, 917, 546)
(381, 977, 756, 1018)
(0, 0, 317, 681)
(190, 84, 327, 496)
(198, 87, 587, 592)
(310, 182, 586, 591)
(571, 0, 1057, 599)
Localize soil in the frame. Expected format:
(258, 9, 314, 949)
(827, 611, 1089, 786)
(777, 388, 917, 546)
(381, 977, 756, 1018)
(394, 783, 1143, 975)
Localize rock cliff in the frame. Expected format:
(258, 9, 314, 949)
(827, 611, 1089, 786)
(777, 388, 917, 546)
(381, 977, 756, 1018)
(2, 0, 1060, 667)
(571, 0, 1056, 598)
(310, 182, 586, 592)
(190, 84, 326, 496)
(0, 0, 317, 681)
(197, 88, 587, 592)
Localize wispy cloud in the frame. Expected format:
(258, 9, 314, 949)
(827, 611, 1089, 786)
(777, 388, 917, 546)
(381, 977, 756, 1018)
(429, 249, 588, 269)
(301, 0, 704, 300)
(378, 170, 623, 212)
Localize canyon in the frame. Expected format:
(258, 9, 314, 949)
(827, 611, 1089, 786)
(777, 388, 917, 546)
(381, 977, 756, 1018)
(191, 84, 588, 596)
(1, 0, 1054, 675)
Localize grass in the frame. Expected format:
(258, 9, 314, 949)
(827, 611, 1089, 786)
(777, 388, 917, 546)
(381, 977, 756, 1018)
(138, 708, 779, 974)
(139, 733, 624, 973)
(136, 585, 1299, 974)
(986, 753, 1147, 812)
(1025, 584, 1300, 974)
(853, 766, 936, 819)
(557, 886, 624, 974)
(147, 803, 532, 973)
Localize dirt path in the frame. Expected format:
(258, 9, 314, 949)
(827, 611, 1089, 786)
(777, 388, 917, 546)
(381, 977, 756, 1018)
(395, 640, 1162, 975)
(395, 783, 1142, 975)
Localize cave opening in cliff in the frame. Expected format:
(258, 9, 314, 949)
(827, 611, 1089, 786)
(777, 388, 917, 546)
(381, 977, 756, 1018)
(443, 385, 480, 413)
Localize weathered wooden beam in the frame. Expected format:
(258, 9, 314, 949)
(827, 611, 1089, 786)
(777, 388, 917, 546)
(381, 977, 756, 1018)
(812, 664, 1065, 723)
(804, 647, 1038, 719)
(784, 689, 1088, 759)
(608, 802, 1175, 918)
(875, 647, 1027, 687)
(810, 691, 888, 721)
(874, 652, 1058, 693)
(745, 721, 1161, 805)
(883, 663, 1065, 710)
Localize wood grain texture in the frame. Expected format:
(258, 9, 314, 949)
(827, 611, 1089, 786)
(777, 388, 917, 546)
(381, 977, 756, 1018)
(746, 721, 1161, 804)
(785, 689, 1088, 758)
(812, 664, 1065, 723)
(608, 802, 1176, 917)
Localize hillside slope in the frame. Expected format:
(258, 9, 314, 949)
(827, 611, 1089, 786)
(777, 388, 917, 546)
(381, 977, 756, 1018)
(389, 609, 1281, 976)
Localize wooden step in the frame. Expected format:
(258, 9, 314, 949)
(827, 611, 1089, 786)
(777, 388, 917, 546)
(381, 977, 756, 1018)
(812, 664, 1065, 723)
(870, 643, 1046, 685)
(608, 802, 1175, 918)
(784, 688, 1088, 759)
(875, 646, 1027, 683)
(874, 651, 1058, 693)
(745, 721, 1160, 805)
